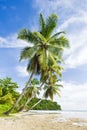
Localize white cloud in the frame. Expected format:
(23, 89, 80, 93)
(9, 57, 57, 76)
(56, 10, 87, 69)
(0, 34, 31, 48)
(54, 81, 87, 110)
(64, 27, 87, 68)
(34, 0, 87, 22)
(58, 9, 87, 31)
(16, 66, 29, 77)
(34, 0, 75, 13)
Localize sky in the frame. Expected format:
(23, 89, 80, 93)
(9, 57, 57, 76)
(0, 0, 87, 110)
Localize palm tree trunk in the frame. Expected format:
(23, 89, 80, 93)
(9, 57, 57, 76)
(39, 82, 44, 90)
(3, 71, 34, 115)
(18, 96, 34, 112)
(22, 82, 44, 111)
(26, 99, 42, 111)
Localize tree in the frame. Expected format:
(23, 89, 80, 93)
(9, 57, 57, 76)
(27, 74, 62, 110)
(43, 77, 62, 101)
(0, 77, 19, 104)
(18, 13, 69, 83)
(18, 78, 40, 111)
(4, 13, 69, 115)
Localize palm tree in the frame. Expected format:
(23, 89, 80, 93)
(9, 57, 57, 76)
(43, 80, 62, 101)
(3, 70, 34, 114)
(18, 78, 40, 111)
(27, 84, 62, 111)
(18, 13, 69, 79)
(4, 13, 69, 115)
(26, 74, 62, 111)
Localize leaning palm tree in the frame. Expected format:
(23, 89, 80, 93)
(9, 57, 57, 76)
(18, 78, 40, 111)
(27, 74, 62, 111)
(4, 13, 69, 115)
(20, 79, 46, 112)
(28, 84, 60, 111)
(18, 14, 69, 80)
(43, 70, 63, 100)
(19, 13, 69, 102)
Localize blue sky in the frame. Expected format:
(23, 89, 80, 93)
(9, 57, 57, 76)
(0, 0, 87, 110)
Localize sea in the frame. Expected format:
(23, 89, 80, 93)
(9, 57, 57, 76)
(28, 110, 87, 120)
(21, 110, 87, 126)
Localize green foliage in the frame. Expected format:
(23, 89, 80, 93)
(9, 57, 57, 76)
(0, 77, 20, 104)
(0, 77, 62, 115)
(0, 104, 12, 114)
(0, 93, 13, 104)
(27, 98, 61, 110)
(31, 78, 39, 85)
(18, 78, 40, 108)
(24, 78, 40, 98)
(18, 13, 69, 82)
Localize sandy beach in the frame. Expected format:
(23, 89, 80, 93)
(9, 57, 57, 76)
(0, 111, 87, 130)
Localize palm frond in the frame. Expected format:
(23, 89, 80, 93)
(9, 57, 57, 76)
(48, 43, 64, 50)
(40, 70, 49, 82)
(49, 36, 69, 48)
(27, 55, 40, 74)
(20, 46, 38, 61)
(44, 14, 58, 39)
(48, 52, 57, 65)
(48, 31, 66, 42)
(18, 29, 29, 41)
(18, 29, 41, 44)
(51, 65, 63, 77)
(38, 49, 47, 70)
(31, 78, 39, 85)
(55, 84, 63, 88)
(34, 32, 46, 43)
(44, 87, 53, 100)
(39, 13, 45, 35)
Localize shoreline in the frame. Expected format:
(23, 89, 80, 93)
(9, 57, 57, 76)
(0, 111, 87, 130)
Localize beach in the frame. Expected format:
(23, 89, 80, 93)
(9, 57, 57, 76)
(0, 111, 87, 130)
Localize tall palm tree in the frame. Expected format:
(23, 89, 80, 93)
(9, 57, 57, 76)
(18, 13, 69, 78)
(4, 13, 69, 115)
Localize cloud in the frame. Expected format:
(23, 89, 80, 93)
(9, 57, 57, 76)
(54, 81, 87, 110)
(61, 13, 87, 69)
(0, 34, 31, 48)
(34, 0, 87, 15)
(65, 39, 87, 68)
(16, 66, 29, 77)
(34, 0, 75, 13)
(33, 0, 87, 21)
(51, 5, 87, 69)
(58, 10, 87, 32)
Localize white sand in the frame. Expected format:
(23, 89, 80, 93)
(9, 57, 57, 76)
(0, 112, 87, 130)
